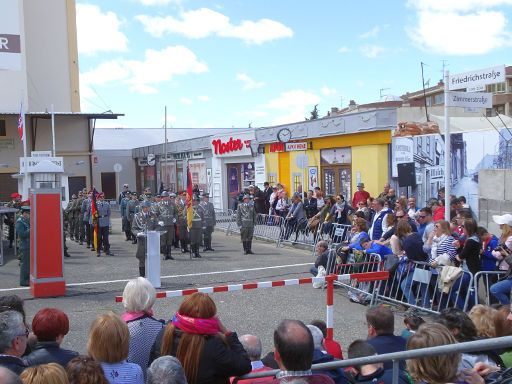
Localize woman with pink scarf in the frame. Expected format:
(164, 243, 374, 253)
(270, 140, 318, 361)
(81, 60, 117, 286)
(150, 292, 251, 384)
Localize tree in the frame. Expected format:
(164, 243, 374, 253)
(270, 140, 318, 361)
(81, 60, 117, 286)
(310, 104, 319, 120)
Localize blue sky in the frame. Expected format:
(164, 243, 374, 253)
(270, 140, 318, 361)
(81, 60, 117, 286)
(77, 0, 512, 130)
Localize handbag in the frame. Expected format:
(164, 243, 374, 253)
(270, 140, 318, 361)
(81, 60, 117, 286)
(313, 266, 326, 289)
(308, 216, 320, 229)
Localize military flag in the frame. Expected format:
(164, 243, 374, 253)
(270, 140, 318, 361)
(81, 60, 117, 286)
(186, 163, 193, 230)
(91, 188, 99, 251)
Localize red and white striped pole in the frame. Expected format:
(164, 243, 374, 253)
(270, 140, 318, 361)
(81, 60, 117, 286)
(325, 274, 335, 341)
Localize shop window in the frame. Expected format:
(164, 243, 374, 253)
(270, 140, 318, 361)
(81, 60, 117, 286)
(486, 82, 506, 94)
(0, 120, 5, 136)
(433, 93, 443, 105)
(292, 173, 302, 194)
(268, 173, 277, 185)
(425, 97, 432, 107)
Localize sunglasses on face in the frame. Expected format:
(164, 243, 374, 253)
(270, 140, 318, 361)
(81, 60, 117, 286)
(418, 215, 426, 218)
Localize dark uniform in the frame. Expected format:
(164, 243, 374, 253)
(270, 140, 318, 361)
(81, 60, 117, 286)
(82, 195, 92, 248)
(15, 206, 30, 286)
(4, 194, 21, 248)
(132, 201, 158, 277)
(157, 191, 177, 260)
(126, 193, 139, 244)
(96, 196, 112, 257)
(200, 193, 216, 252)
(236, 195, 256, 255)
(190, 196, 205, 258)
(176, 195, 189, 253)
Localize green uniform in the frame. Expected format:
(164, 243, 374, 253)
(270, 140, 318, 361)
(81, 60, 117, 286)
(190, 204, 204, 258)
(236, 202, 256, 254)
(15, 215, 30, 286)
(65, 198, 77, 240)
(156, 200, 177, 259)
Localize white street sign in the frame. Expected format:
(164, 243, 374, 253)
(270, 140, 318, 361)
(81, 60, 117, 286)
(147, 154, 155, 166)
(449, 65, 505, 90)
(447, 91, 493, 108)
(466, 85, 486, 92)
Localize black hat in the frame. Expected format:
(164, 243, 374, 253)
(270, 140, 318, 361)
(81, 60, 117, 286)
(202, 192, 210, 197)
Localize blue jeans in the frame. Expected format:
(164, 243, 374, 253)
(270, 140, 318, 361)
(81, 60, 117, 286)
(310, 266, 318, 276)
(441, 273, 474, 310)
(490, 278, 512, 304)
(400, 272, 430, 308)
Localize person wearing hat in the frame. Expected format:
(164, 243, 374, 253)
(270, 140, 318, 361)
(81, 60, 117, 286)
(15, 206, 30, 286)
(74, 190, 85, 244)
(4, 192, 22, 249)
(489, 214, 512, 304)
(96, 193, 113, 257)
(120, 189, 132, 242)
(236, 194, 256, 255)
(156, 191, 177, 260)
(131, 200, 159, 277)
(352, 182, 370, 208)
(200, 192, 216, 252)
(118, 183, 130, 205)
(65, 194, 78, 241)
(190, 195, 205, 258)
(176, 192, 190, 253)
(125, 192, 140, 244)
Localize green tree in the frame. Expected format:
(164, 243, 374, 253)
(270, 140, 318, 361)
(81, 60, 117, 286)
(310, 104, 319, 120)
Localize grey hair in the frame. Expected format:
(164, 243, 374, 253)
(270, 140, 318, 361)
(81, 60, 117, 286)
(122, 277, 156, 312)
(0, 311, 25, 354)
(317, 240, 328, 250)
(147, 356, 188, 384)
(306, 325, 324, 350)
(239, 334, 263, 361)
(0, 366, 22, 384)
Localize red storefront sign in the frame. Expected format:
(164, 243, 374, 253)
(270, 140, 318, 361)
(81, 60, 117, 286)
(269, 142, 285, 153)
(211, 137, 251, 155)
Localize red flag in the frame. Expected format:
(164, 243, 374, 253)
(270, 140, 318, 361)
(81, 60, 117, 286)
(186, 163, 193, 229)
(17, 103, 24, 142)
(91, 188, 99, 251)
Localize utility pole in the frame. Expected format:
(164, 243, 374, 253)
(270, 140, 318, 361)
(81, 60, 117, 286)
(421, 62, 429, 122)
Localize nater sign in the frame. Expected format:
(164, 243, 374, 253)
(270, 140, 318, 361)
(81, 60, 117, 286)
(211, 132, 254, 157)
(447, 91, 493, 108)
(449, 65, 505, 90)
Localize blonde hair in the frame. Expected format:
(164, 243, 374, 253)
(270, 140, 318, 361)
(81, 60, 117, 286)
(122, 277, 156, 312)
(435, 220, 451, 236)
(469, 305, 497, 338)
(406, 323, 459, 384)
(20, 363, 69, 384)
(501, 224, 512, 243)
(87, 312, 129, 363)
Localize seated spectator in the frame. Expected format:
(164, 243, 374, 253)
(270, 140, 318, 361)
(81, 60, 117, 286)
(309, 320, 343, 359)
(310, 241, 330, 276)
(303, 190, 318, 219)
(121, 277, 164, 376)
(365, 305, 406, 370)
(0, 366, 21, 384)
(234, 334, 273, 383)
(23, 308, 78, 368)
(400, 313, 425, 340)
(347, 340, 409, 384)
(494, 305, 512, 367)
(342, 218, 369, 252)
(87, 312, 144, 384)
(0, 295, 35, 356)
(0, 311, 28, 375)
(469, 305, 497, 339)
(307, 325, 346, 384)
(150, 292, 251, 384)
(20, 363, 68, 384)
(66, 355, 108, 384)
(437, 307, 503, 369)
(359, 238, 392, 261)
(477, 227, 500, 272)
(147, 356, 187, 384)
(269, 319, 335, 383)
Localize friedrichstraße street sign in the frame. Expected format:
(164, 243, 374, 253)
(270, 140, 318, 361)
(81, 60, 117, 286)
(447, 91, 493, 108)
(449, 65, 505, 90)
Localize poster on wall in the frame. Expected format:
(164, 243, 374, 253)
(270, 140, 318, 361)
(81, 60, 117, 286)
(189, 160, 207, 192)
(161, 162, 176, 192)
(308, 166, 318, 190)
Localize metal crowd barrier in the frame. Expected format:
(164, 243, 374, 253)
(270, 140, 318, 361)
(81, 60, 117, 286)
(473, 270, 507, 306)
(377, 259, 474, 314)
(233, 336, 512, 384)
(277, 217, 320, 248)
(223, 212, 284, 244)
(312, 222, 352, 251)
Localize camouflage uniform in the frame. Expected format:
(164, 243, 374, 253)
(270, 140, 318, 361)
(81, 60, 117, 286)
(176, 196, 189, 253)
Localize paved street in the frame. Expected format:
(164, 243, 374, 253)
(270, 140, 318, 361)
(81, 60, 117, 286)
(0, 217, 404, 357)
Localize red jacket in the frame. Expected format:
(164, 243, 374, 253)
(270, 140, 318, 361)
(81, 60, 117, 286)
(433, 206, 445, 221)
(352, 191, 370, 207)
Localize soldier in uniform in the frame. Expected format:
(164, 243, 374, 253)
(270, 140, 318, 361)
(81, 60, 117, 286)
(96, 192, 113, 257)
(131, 201, 158, 277)
(157, 191, 177, 260)
(15, 206, 30, 286)
(4, 192, 22, 249)
(82, 191, 92, 248)
(120, 190, 132, 241)
(236, 194, 256, 255)
(126, 192, 139, 244)
(176, 191, 190, 253)
(200, 192, 216, 252)
(65, 194, 77, 241)
(74, 191, 84, 244)
(190, 195, 205, 258)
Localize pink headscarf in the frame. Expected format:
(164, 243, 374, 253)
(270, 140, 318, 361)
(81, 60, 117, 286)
(172, 312, 220, 335)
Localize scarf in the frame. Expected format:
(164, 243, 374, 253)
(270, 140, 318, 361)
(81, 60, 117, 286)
(335, 201, 346, 218)
(172, 312, 220, 335)
(121, 309, 154, 322)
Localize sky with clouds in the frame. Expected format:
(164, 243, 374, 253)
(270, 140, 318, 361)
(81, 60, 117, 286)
(77, 0, 512, 130)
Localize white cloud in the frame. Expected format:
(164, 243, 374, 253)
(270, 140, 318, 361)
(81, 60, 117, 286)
(138, 0, 181, 5)
(236, 73, 265, 90)
(359, 45, 385, 58)
(265, 89, 321, 125)
(338, 46, 350, 53)
(198, 95, 210, 102)
(79, 45, 208, 96)
(76, 4, 128, 55)
(359, 26, 380, 39)
(407, 0, 512, 54)
(136, 8, 293, 44)
(321, 86, 337, 96)
(180, 97, 193, 105)
(236, 110, 268, 118)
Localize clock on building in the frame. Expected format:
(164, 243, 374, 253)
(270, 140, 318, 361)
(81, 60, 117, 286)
(277, 128, 292, 143)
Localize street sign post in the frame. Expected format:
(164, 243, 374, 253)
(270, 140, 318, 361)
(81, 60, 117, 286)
(449, 65, 505, 91)
(446, 91, 493, 109)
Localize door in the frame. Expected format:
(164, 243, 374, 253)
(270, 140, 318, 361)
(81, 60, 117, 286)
(100, 172, 116, 199)
(321, 166, 351, 199)
(322, 168, 336, 196)
(227, 164, 241, 195)
(68, 176, 86, 197)
(0, 173, 18, 202)
(339, 166, 351, 201)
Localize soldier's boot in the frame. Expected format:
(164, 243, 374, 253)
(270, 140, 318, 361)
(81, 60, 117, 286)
(207, 239, 215, 252)
(194, 246, 202, 258)
(243, 241, 248, 255)
(139, 267, 145, 277)
(181, 240, 190, 253)
(203, 239, 208, 252)
(164, 246, 174, 260)
(246, 241, 254, 255)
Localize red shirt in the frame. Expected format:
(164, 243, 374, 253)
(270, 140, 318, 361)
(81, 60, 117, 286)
(433, 206, 445, 221)
(324, 339, 344, 359)
(352, 190, 370, 207)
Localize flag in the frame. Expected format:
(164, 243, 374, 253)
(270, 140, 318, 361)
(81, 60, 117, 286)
(186, 163, 193, 230)
(91, 188, 99, 251)
(17, 102, 24, 142)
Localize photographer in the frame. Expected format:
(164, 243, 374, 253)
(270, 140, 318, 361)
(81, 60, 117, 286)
(489, 214, 512, 304)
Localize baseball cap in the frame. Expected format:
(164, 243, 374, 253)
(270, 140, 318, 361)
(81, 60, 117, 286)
(493, 214, 512, 226)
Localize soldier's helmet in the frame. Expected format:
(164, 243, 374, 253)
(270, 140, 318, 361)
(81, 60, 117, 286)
(72, 194, 77, 199)
(141, 201, 152, 208)
(169, 193, 176, 198)
(161, 191, 169, 197)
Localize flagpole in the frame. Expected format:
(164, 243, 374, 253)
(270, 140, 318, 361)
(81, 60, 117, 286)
(51, 103, 56, 156)
(164, 105, 167, 189)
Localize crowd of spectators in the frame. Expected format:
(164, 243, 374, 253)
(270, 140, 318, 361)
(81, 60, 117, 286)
(2, 284, 512, 384)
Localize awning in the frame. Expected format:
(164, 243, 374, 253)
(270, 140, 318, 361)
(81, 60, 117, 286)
(430, 114, 512, 134)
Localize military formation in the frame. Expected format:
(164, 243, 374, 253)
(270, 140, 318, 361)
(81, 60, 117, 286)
(119, 186, 217, 277)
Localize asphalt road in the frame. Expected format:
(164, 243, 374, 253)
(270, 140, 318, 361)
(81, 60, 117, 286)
(0, 217, 406, 356)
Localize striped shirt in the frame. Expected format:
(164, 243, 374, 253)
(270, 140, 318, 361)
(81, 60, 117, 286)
(101, 361, 144, 384)
(429, 235, 457, 264)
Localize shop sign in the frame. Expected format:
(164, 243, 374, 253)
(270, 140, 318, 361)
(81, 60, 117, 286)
(285, 142, 307, 151)
(147, 154, 156, 166)
(168, 151, 204, 160)
(429, 166, 444, 181)
(392, 137, 414, 177)
(20, 157, 64, 172)
(211, 132, 254, 157)
(138, 158, 148, 166)
(269, 143, 285, 153)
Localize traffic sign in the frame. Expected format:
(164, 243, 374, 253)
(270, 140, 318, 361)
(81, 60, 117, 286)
(295, 154, 308, 169)
(147, 154, 156, 166)
(446, 91, 493, 108)
(449, 65, 505, 90)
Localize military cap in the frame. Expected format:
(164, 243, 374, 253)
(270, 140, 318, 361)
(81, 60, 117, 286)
(131, 191, 138, 196)
(156, 194, 161, 198)
(141, 201, 152, 208)
(20, 206, 30, 213)
(202, 192, 210, 197)
(161, 191, 169, 197)
(243, 194, 250, 199)
(10, 192, 21, 199)
(169, 193, 176, 198)
(71, 194, 77, 199)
